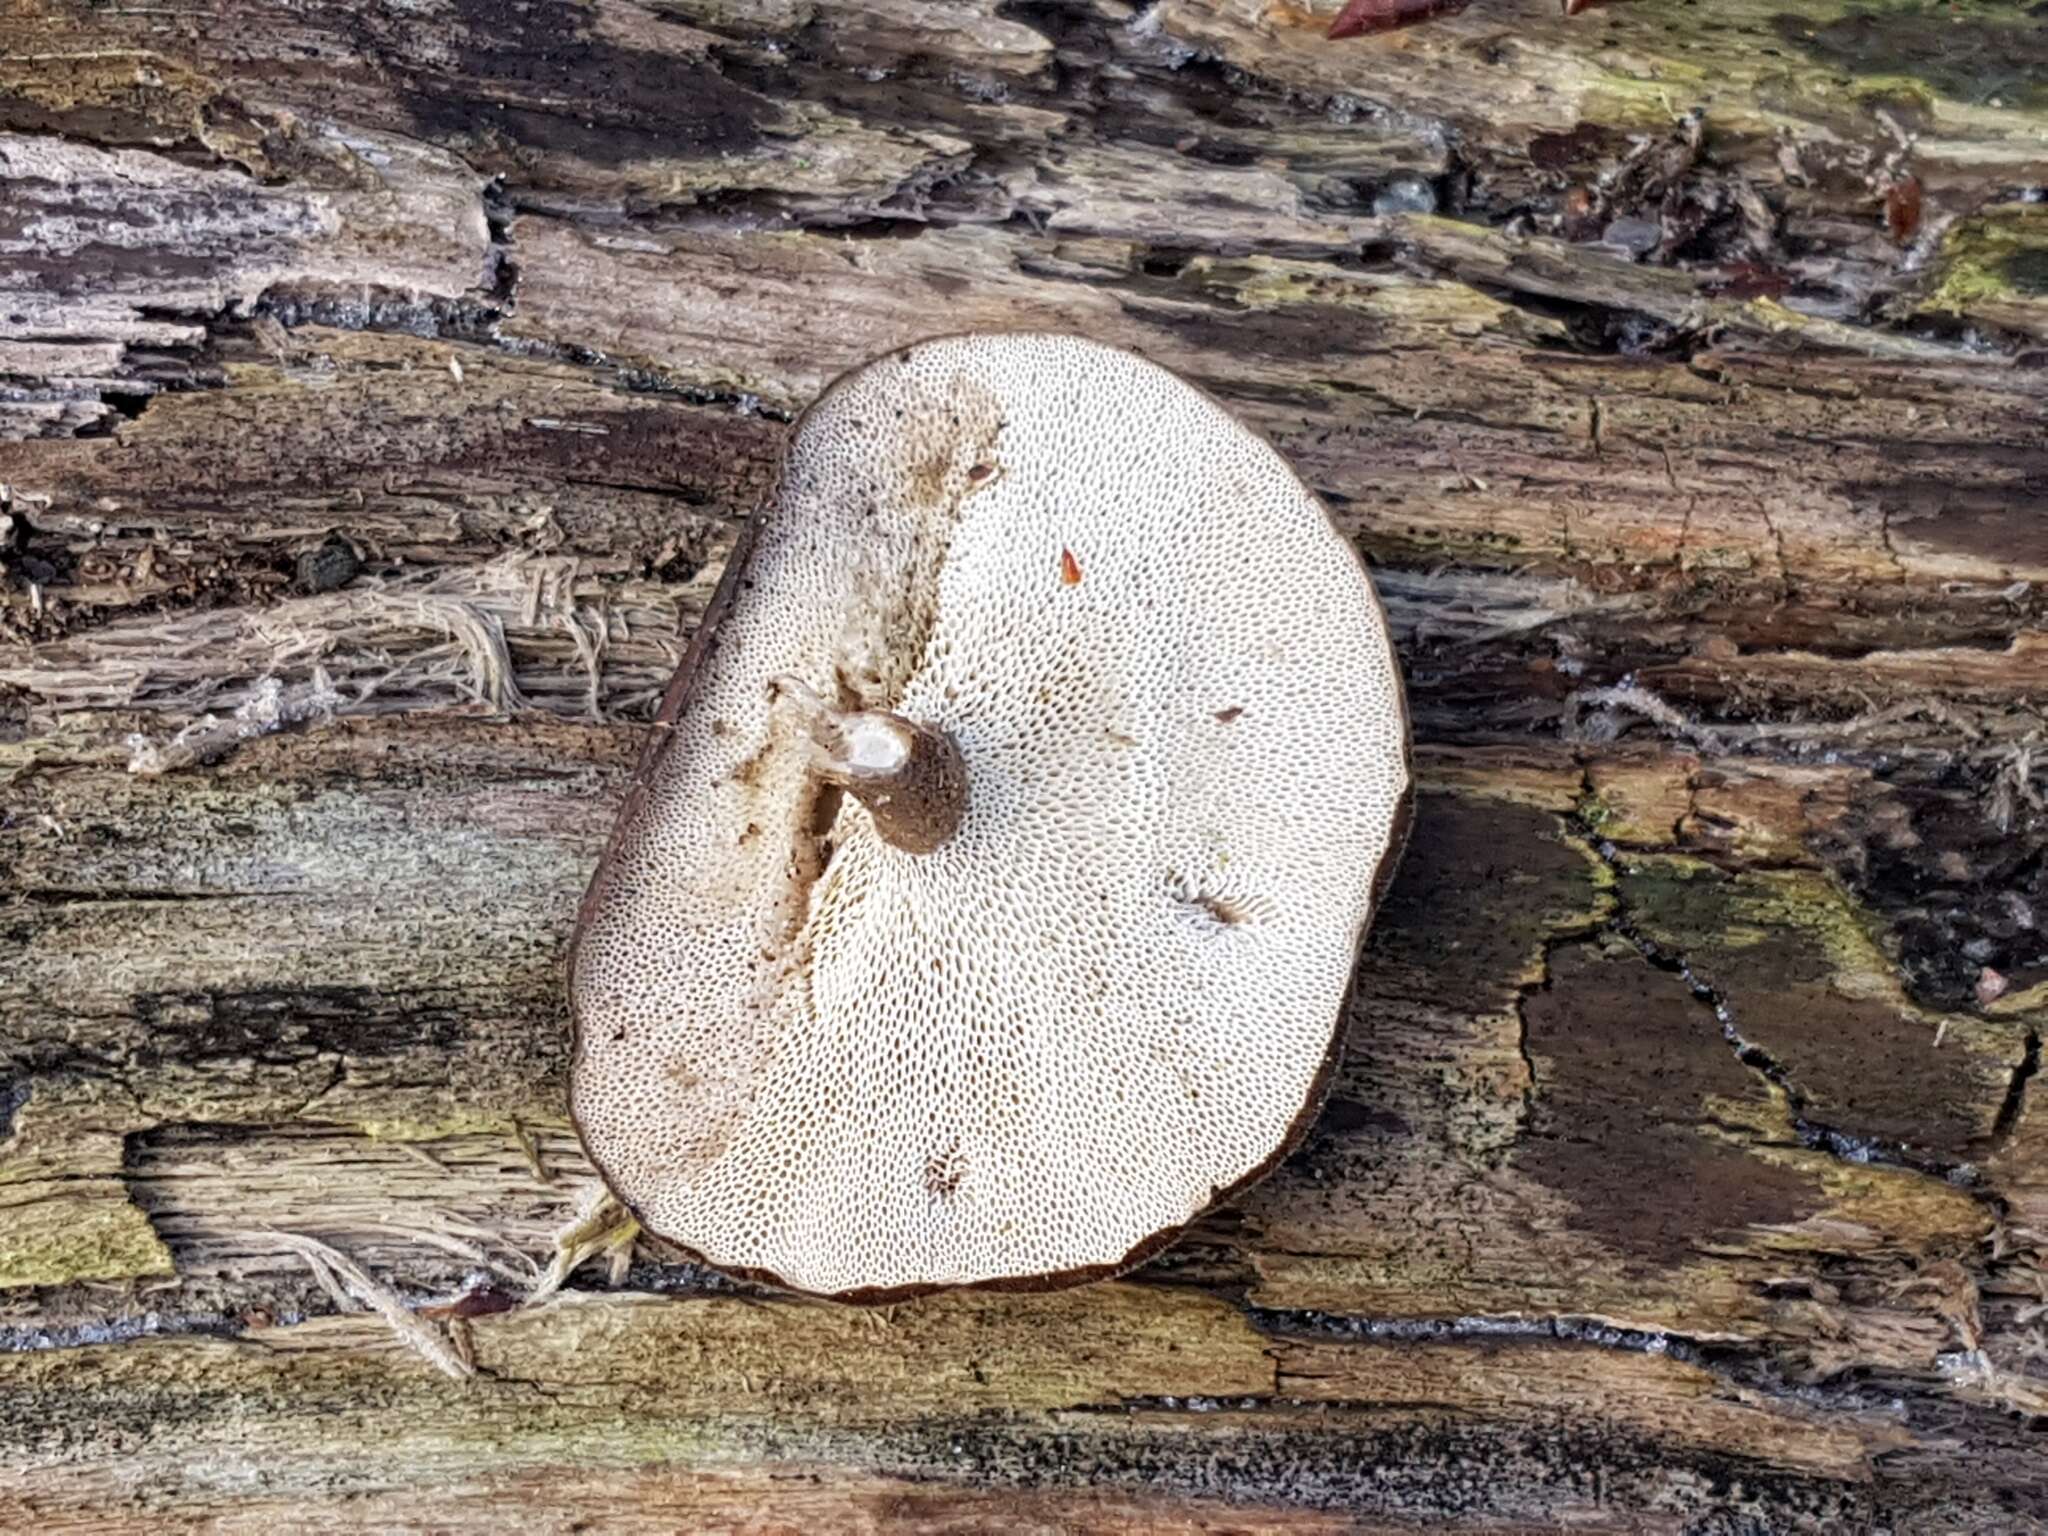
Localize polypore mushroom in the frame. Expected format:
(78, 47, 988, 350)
(569, 333, 1411, 1300)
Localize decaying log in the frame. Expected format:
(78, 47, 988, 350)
(2, 0, 2045, 1529)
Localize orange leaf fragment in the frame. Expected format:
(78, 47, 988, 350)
(1326, 0, 1471, 37)
(1886, 174, 1923, 244)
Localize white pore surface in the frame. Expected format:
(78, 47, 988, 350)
(572, 333, 1408, 1295)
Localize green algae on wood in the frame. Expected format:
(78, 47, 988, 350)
(0, 1180, 173, 1290)
(1619, 856, 2027, 1159)
(1920, 203, 2048, 341)
(0, 1077, 173, 1289)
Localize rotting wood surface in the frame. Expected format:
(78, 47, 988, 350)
(2, 0, 2046, 1529)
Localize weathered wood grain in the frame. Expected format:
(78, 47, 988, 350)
(3, 0, 2045, 1528)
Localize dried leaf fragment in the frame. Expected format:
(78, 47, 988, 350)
(1886, 174, 1923, 244)
(1326, 0, 1471, 38)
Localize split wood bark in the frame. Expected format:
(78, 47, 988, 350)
(2, 0, 2045, 1529)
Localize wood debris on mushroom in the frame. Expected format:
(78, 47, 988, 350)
(569, 333, 1411, 1300)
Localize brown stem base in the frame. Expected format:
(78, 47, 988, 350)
(774, 678, 968, 854)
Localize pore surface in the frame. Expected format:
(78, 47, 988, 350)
(572, 334, 1406, 1295)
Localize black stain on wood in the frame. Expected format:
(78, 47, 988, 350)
(364, 0, 774, 172)
(2007, 246, 2048, 296)
(1627, 861, 2004, 1158)
(1368, 795, 1596, 1001)
(130, 987, 468, 1067)
(1777, 10, 2048, 112)
(1519, 944, 1821, 1266)
(1313, 1095, 1411, 1140)
(0, 1077, 28, 1142)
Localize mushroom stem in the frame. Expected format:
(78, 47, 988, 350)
(773, 678, 968, 854)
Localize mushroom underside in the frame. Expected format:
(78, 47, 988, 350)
(570, 332, 1410, 1298)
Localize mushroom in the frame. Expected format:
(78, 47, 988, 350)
(569, 333, 1411, 1301)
